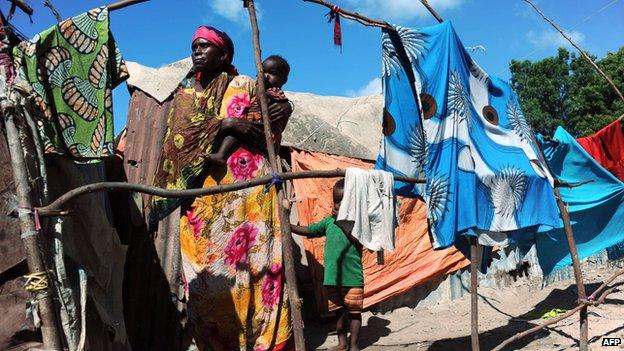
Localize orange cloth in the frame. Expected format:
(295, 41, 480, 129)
(577, 118, 624, 181)
(291, 150, 470, 311)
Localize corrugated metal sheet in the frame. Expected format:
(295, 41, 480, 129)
(121, 89, 186, 351)
(125, 60, 383, 160)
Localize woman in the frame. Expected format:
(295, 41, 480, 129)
(152, 26, 292, 350)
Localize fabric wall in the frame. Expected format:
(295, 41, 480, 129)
(291, 150, 469, 312)
(534, 127, 624, 276)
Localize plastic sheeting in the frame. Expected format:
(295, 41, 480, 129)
(291, 150, 469, 311)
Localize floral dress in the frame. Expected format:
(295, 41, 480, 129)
(179, 75, 292, 350)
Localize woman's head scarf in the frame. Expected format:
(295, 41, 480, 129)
(192, 26, 238, 76)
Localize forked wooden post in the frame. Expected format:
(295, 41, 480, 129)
(0, 85, 62, 349)
(245, 1, 306, 349)
(416, 4, 489, 350)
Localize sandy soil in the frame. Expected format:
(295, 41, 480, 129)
(305, 265, 624, 350)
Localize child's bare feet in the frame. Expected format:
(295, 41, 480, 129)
(327, 345, 348, 351)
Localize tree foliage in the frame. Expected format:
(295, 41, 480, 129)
(509, 47, 624, 137)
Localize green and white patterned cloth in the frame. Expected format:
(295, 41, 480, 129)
(13, 6, 128, 162)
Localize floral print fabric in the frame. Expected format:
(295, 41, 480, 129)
(179, 75, 292, 350)
(150, 72, 233, 224)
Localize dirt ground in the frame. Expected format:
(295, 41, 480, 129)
(305, 265, 624, 350)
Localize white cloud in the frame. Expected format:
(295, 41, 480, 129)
(526, 29, 585, 49)
(207, 0, 262, 25)
(342, 0, 465, 23)
(347, 78, 382, 97)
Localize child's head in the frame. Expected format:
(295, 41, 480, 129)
(332, 179, 345, 215)
(263, 55, 290, 89)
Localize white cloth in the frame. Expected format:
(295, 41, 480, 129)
(337, 168, 398, 251)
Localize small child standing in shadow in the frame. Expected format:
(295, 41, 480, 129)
(291, 179, 363, 351)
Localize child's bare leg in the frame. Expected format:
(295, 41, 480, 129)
(208, 135, 239, 165)
(335, 309, 348, 349)
(207, 119, 240, 165)
(348, 313, 362, 351)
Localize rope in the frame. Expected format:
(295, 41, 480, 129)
(23, 271, 49, 292)
(264, 173, 284, 192)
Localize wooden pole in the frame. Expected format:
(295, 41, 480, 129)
(245, 1, 306, 349)
(469, 236, 480, 351)
(493, 268, 624, 351)
(0, 90, 62, 350)
(6, 0, 32, 16)
(107, 0, 149, 12)
(530, 133, 588, 351)
(303, 0, 392, 30)
(36, 169, 425, 216)
(554, 189, 588, 351)
(523, 0, 624, 103)
(419, 0, 444, 23)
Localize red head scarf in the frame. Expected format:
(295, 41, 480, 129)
(192, 26, 238, 77)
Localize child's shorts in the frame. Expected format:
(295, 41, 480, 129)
(326, 286, 364, 314)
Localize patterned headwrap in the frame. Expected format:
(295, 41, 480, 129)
(192, 26, 238, 76)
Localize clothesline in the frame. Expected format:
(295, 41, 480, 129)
(35, 168, 426, 216)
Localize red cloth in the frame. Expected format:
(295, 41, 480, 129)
(577, 118, 624, 181)
(192, 26, 238, 76)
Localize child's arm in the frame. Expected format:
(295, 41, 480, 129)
(290, 224, 309, 236)
(291, 218, 329, 238)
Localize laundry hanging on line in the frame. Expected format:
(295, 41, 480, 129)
(526, 127, 624, 277)
(336, 167, 398, 252)
(12, 6, 129, 162)
(577, 117, 624, 182)
(375, 21, 561, 249)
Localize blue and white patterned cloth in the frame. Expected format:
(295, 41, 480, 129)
(375, 21, 560, 249)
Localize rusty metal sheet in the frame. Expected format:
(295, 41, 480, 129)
(122, 90, 185, 351)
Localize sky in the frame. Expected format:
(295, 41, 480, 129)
(4, 0, 624, 134)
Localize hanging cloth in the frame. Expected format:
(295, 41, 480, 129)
(375, 21, 560, 249)
(576, 117, 624, 182)
(12, 6, 129, 162)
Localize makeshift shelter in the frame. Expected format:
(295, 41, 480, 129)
(118, 58, 476, 346)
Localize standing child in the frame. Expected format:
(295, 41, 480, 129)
(291, 179, 363, 351)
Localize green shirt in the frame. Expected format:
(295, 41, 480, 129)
(307, 216, 363, 287)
